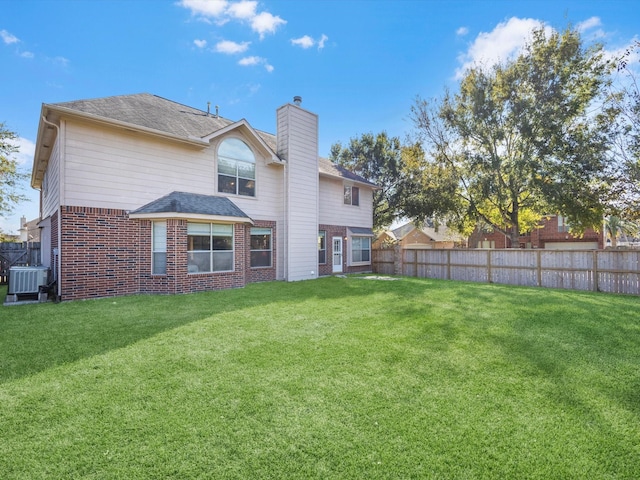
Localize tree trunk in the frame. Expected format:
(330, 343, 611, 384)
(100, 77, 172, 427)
(509, 205, 520, 248)
(509, 225, 520, 248)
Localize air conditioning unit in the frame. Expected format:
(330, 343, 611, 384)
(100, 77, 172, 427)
(8, 266, 49, 295)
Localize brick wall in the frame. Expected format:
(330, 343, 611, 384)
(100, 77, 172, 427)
(60, 207, 138, 300)
(59, 208, 258, 300)
(533, 216, 603, 249)
(139, 218, 247, 295)
(58, 208, 373, 300)
(470, 216, 604, 249)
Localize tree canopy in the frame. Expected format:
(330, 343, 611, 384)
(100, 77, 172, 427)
(611, 40, 640, 221)
(329, 132, 402, 230)
(399, 27, 618, 245)
(0, 123, 29, 222)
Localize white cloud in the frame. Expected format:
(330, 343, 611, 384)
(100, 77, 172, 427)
(179, 0, 285, 38)
(5, 136, 35, 166)
(291, 34, 329, 50)
(238, 55, 273, 72)
(577, 16, 601, 33)
(318, 34, 328, 50)
(20, 51, 34, 59)
(1, 29, 19, 44)
(251, 11, 286, 39)
(53, 56, 70, 68)
(576, 16, 606, 40)
(238, 56, 261, 66)
(215, 40, 250, 54)
(456, 26, 469, 36)
(455, 17, 550, 79)
(194, 39, 207, 48)
(291, 35, 314, 49)
(227, 0, 257, 19)
(178, 0, 228, 18)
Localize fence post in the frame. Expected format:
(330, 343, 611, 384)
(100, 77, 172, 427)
(394, 244, 403, 276)
(487, 250, 492, 283)
(536, 250, 542, 287)
(447, 250, 451, 280)
(593, 250, 599, 292)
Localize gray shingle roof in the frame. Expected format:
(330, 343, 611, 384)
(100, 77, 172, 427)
(131, 191, 251, 219)
(52, 93, 278, 151)
(318, 157, 378, 187)
(51, 93, 374, 187)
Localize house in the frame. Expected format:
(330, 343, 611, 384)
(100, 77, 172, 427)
(31, 93, 377, 301)
(469, 215, 604, 249)
(18, 216, 41, 243)
(373, 221, 466, 250)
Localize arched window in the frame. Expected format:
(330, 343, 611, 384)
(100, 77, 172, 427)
(217, 138, 256, 197)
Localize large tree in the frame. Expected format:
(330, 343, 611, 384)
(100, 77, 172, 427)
(611, 40, 640, 220)
(0, 123, 29, 220)
(329, 132, 402, 230)
(401, 27, 618, 245)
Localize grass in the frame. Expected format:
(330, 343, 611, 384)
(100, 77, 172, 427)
(1, 276, 639, 479)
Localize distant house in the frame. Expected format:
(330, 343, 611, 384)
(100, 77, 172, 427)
(374, 221, 466, 250)
(18, 216, 41, 243)
(31, 93, 377, 301)
(469, 215, 604, 249)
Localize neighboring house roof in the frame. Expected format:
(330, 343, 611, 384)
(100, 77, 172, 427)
(129, 191, 253, 224)
(391, 221, 463, 243)
(33, 93, 375, 189)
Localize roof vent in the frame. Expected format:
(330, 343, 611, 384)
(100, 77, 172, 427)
(293, 96, 302, 106)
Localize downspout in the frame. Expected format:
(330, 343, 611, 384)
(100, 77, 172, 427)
(42, 115, 62, 301)
(283, 159, 288, 281)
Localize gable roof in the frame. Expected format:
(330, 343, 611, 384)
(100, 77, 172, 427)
(390, 221, 464, 243)
(129, 191, 253, 224)
(33, 93, 375, 189)
(53, 93, 234, 140)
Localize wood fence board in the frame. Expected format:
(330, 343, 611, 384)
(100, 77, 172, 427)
(373, 246, 640, 295)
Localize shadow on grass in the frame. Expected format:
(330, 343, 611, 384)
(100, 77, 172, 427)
(0, 276, 433, 383)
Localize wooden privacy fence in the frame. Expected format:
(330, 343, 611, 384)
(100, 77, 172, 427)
(372, 246, 640, 295)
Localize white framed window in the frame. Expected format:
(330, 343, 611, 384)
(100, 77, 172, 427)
(152, 221, 167, 275)
(558, 216, 570, 233)
(250, 227, 272, 268)
(217, 138, 256, 197)
(351, 236, 371, 264)
(344, 185, 359, 206)
(318, 230, 327, 264)
(187, 223, 234, 273)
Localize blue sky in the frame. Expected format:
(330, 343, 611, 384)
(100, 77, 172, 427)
(1, 0, 638, 235)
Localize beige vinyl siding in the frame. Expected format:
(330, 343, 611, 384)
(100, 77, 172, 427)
(278, 104, 319, 282)
(319, 176, 374, 228)
(61, 120, 285, 222)
(42, 136, 61, 219)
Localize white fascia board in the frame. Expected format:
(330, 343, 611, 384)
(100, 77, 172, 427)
(128, 212, 254, 224)
(203, 119, 282, 164)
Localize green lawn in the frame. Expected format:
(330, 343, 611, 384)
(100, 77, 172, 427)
(1, 276, 639, 479)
